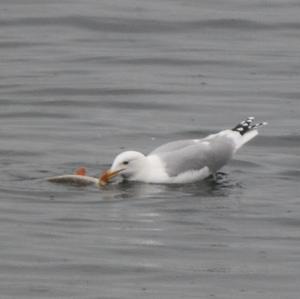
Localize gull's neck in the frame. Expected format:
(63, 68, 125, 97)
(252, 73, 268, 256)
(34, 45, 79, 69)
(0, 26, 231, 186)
(130, 155, 168, 183)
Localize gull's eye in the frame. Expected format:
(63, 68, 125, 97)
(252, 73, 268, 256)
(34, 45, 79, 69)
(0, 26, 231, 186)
(123, 161, 129, 165)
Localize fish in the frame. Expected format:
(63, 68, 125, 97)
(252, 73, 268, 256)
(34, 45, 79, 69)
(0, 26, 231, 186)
(48, 167, 100, 187)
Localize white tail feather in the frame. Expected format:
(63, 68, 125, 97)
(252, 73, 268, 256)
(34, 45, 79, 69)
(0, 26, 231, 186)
(235, 129, 258, 152)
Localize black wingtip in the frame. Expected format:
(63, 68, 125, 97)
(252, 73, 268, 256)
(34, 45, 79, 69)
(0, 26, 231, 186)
(232, 117, 267, 135)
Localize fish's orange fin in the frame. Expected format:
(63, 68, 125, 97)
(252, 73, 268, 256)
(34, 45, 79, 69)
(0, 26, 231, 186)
(74, 166, 87, 176)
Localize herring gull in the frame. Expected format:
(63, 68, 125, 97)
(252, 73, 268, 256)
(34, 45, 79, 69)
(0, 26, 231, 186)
(100, 117, 267, 186)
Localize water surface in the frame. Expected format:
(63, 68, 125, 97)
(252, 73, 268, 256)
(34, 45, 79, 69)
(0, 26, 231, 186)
(0, 0, 300, 298)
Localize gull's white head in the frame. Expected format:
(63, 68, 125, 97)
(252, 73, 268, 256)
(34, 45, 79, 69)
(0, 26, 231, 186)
(100, 151, 146, 186)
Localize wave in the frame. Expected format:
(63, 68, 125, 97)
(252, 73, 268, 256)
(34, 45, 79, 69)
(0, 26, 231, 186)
(1, 16, 300, 33)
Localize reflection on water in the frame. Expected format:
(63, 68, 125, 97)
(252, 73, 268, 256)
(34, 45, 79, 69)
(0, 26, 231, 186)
(71, 171, 241, 201)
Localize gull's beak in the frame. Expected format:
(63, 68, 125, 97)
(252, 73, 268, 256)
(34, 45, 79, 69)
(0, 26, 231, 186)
(99, 169, 122, 186)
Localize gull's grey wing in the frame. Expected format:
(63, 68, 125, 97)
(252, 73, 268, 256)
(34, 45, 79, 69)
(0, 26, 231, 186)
(152, 136, 235, 177)
(149, 139, 203, 155)
(149, 132, 221, 155)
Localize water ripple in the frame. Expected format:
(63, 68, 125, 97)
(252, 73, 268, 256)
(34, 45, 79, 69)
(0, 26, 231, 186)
(1, 16, 300, 33)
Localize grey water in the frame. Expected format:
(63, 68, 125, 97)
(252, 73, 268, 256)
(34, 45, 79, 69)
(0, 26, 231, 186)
(1, 0, 300, 298)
